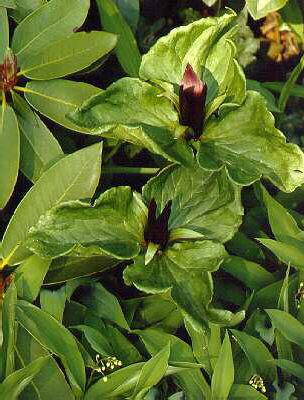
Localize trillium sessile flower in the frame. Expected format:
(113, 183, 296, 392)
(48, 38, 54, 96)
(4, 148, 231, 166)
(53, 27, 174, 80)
(0, 49, 18, 93)
(179, 63, 207, 139)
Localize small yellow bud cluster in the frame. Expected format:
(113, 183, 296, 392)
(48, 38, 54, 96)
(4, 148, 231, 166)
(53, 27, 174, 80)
(295, 282, 304, 309)
(249, 374, 266, 393)
(95, 354, 123, 382)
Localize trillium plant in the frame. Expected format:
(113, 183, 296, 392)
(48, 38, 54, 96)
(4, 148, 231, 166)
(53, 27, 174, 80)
(1, 0, 304, 398)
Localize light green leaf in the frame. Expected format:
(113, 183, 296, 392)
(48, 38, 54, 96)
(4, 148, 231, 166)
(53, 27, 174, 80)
(246, 0, 288, 20)
(211, 332, 234, 400)
(96, 0, 141, 77)
(280, 0, 304, 41)
(132, 344, 170, 399)
(12, 0, 90, 64)
(230, 329, 277, 382)
(272, 359, 304, 381)
(0, 356, 49, 400)
(25, 186, 146, 260)
(246, 79, 279, 112)
(15, 255, 51, 302)
(12, 91, 63, 182)
(258, 238, 304, 270)
(15, 326, 74, 400)
(266, 309, 304, 350)
(229, 384, 267, 399)
(40, 287, 66, 322)
(2, 143, 102, 265)
(19, 31, 117, 80)
(9, 0, 45, 23)
(143, 161, 243, 243)
(1, 283, 17, 380)
(25, 79, 101, 133)
(0, 105, 20, 210)
(16, 300, 86, 396)
(0, 0, 15, 8)
(198, 91, 304, 192)
(124, 242, 243, 327)
(0, 8, 9, 63)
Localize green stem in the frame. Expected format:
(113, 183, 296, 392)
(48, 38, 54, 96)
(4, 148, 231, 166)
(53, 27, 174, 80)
(102, 166, 159, 175)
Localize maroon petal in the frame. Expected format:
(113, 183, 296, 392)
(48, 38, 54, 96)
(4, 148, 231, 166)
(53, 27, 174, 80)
(179, 63, 207, 139)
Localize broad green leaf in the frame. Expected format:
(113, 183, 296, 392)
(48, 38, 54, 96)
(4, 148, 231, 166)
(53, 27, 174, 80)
(12, 0, 90, 64)
(12, 91, 63, 182)
(19, 31, 117, 80)
(211, 332, 234, 400)
(278, 53, 304, 112)
(9, 0, 45, 23)
(40, 287, 66, 322)
(258, 238, 304, 270)
(280, 0, 304, 42)
(80, 282, 129, 330)
(198, 91, 304, 192)
(266, 309, 304, 350)
(0, 105, 20, 210)
(132, 344, 170, 399)
(2, 143, 102, 265)
(246, 0, 288, 20)
(229, 384, 267, 399)
(96, 0, 141, 77)
(116, 0, 139, 31)
(25, 80, 101, 133)
(0, 8, 9, 63)
(15, 255, 50, 302)
(230, 330, 277, 382)
(46, 255, 119, 284)
(246, 79, 279, 112)
(272, 359, 304, 381)
(124, 243, 244, 327)
(15, 326, 74, 400)
(16, 300, 86, 396)
(0, 0, 15, 8)
(143, 162, 243, 243)
(259, 184, 302, 242)
(0, 356, 49, 400)
(70, 78, 193, 165)
(221, 256, 275, 290)
(263, 81, 304, 99)
(136, 328, 211, 399)
(226, 231, 265, 264)
(1, 283, 17, 380)
(72, 325, 113, 356)
(25, 186, 146, 260)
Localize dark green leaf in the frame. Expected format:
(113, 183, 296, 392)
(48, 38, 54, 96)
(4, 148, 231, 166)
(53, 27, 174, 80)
(272, 359, 304, 381)
(229, 384, 267, 399)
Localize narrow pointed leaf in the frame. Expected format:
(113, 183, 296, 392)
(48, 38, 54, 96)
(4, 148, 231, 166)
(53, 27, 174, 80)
(0, 8, 9, 63)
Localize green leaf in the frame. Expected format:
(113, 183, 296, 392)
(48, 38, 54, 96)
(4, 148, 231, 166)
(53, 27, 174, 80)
(40, 287, 66, 322)
(263, 81, 304, 99)
(0, 356, 49, 400)
(15, 326, 74, 400)
(9, 0, 44, 23)
(12, 0, 90, 64)
(139, 11, 243, 101)
(25, 79, 101, 133)
(258, 238, 304, 271)
(143, 162, 243, 243)
(246, 0, 288, 20)
(0, 105, 20, 210)
(259, 184, 302, 242)
(246, 79, 279, 113)
(1, 283, 17, 380)
(272, 359, 304, 381)
(12, 91, 63, 183)
(72, 325, 113, 356)
(280, 0, 304, 42)
(16, 300, 86, 396)
(2, 143, 102, 265)
(278, 53, 304, 112)
(132, 344, 170, 399)
(0, 8, 9, 63)
(0, 0, 15, 8)
(229, 384, 268, 399)
(25, 186, 146, 260)
(221, 256, 275, 291)
(124, 242, 243, 327)
(266, 309, 304, 350)
(15, 255, 51, 302)
(211, 332, 234, 400)
(19, 31, 117, 80)
(230, 330, 277, 382)
(198, 91, 304, 192)
(96, 0, 141, 77)
(116, 0, 139, 32)
(80, 282, 129, 330)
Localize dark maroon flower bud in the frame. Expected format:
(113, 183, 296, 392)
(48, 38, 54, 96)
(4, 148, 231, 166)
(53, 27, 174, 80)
(144, 199, 172, 249)
(0, 49, 18, 92)
(179, 63, 207, 139)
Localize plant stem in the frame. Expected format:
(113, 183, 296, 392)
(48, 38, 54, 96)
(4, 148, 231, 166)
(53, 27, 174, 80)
(102, 166, 159, 175)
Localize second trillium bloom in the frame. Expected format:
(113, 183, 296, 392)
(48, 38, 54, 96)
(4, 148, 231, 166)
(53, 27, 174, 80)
(179, 63, 207, 139)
